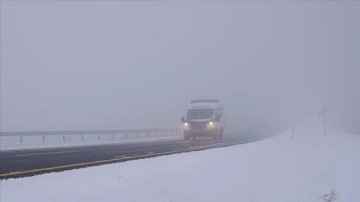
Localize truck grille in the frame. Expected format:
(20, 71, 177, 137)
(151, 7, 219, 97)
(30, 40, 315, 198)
(190, 122, 207, 129)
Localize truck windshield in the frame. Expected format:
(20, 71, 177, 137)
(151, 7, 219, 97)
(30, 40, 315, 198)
(187, 108, 214, 120)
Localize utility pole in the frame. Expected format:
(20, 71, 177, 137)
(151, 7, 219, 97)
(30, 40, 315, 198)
(292, 120, 295, 140)
(323, 116, 326, 136)
(318, 106, 330, 136)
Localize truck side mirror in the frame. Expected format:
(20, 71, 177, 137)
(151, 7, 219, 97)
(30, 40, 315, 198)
(181, 117, 185, 123)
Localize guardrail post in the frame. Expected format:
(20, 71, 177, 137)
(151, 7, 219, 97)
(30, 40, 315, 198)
(146, 131, 149, 138)
(97, 134, 100, 141)
(63, 134, 65, 142)
(81, 134, 84, 141)
(20, 136, 23, 143)
(42, 135, 45, 142)
(112, 132, 115, 140)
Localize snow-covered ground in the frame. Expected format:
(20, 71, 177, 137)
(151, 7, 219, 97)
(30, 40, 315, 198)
(1, 119, 359, 202)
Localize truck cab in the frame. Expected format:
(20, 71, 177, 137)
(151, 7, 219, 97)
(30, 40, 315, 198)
(181, 99, 225, 141)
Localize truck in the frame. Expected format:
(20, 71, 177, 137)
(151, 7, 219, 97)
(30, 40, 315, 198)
(181, 99, 225, 141)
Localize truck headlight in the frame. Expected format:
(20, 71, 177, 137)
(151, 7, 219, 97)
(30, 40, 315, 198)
(184, 122, 189, 127)
(208, 121, 214, 126)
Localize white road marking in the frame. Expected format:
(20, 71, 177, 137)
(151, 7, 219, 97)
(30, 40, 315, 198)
(14, 150, 79, 157)
(114, 155, 127, 158)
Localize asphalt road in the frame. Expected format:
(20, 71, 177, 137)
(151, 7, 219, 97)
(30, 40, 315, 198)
(0, 132, 269, 179)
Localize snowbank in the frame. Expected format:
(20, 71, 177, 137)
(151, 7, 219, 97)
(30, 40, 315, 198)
(1, 120, 359, 202)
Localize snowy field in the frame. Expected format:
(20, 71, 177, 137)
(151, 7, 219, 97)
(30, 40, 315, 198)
(1, 119, 359, 202)
(0, 132, 181, 151)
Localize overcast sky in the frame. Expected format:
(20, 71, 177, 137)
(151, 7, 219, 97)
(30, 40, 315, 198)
(1, 1, 359, 132)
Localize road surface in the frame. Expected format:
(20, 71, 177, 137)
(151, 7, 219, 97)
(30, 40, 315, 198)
(0, 132, 270, 179)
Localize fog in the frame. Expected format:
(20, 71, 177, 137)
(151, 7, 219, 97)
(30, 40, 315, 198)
(1, 2, 359, 133)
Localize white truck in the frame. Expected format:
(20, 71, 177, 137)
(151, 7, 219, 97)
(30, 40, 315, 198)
(181, 99, 225, 141)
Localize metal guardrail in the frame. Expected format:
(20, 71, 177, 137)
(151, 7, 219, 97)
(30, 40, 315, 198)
(0, 128, 182, 143)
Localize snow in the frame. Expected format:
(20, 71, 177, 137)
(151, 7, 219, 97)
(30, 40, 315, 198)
(1, 119, 359, 202)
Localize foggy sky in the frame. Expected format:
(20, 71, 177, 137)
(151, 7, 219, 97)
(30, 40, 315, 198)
(1, 1, 359, 132)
